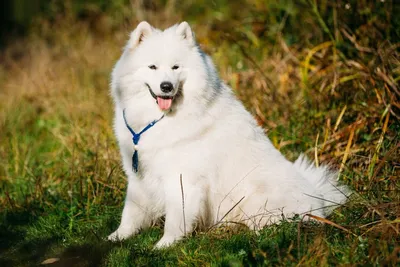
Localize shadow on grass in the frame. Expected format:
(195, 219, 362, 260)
(0, 202, 120, 267)
(45, 242, 116, 267)
(0, 206, 52, 266)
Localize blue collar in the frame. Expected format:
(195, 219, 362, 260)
(123, 109, 164, 172)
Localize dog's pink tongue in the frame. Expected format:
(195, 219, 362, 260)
(157, 97, 172, 110)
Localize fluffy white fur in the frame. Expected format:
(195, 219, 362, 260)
(108, 21, 349, 248)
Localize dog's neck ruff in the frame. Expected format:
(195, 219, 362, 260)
(123, 109, 164, 173)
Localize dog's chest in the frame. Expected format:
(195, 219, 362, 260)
(119, 116, 214, 176)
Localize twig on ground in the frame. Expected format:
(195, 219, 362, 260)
(180, 174, 186, 235)
(208, 196, 245, 232)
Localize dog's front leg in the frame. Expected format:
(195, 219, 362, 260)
(108, 181, 152, 241)
(155, 181, 205, 248)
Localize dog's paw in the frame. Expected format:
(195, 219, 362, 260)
(107, 231, 121, 242)
(107, 228, 132, 242)
(154, 236, 178, 249)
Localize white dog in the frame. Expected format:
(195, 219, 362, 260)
(108, 21, 348, 248)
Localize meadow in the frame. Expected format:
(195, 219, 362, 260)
(0, 1, 399, 266)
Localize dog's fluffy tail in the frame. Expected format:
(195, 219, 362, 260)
(293, 154, 350, 216)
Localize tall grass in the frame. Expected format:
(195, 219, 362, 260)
(0, 0, 399, 266)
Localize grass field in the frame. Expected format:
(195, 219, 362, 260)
(0, 1, 399, 266)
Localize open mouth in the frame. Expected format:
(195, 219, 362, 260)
(146, 84, 174, 111)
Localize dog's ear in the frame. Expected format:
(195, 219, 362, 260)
(176, 21, 195, 46)
(127, 21, 153, 50)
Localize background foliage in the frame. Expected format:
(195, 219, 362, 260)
(0, 0, 399, 266)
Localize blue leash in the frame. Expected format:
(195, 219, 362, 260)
(123, 109, 164, 172)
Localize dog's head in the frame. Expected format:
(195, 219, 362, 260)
(112, 21, 210, 113)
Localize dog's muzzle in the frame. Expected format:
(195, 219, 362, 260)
(146, 83, 174, 111)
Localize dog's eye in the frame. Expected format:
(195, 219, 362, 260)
(148, 65, 157, 70)
(172, 65, 179, 70)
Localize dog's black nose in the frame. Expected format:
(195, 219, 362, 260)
(160, 81, 173, 93)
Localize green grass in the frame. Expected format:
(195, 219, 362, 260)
(1, 1, 399, 266)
